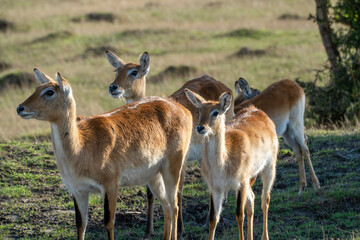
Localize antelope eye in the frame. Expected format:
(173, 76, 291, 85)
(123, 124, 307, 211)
(45, 90, 54, 96)
(212, 111, 219, 117)
(131, 70, 138, 76)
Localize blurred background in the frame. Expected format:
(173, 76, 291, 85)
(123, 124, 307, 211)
(0, 0, 326, 140)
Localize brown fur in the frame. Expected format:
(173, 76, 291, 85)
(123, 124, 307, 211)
(107, 52, 234, 237)
(17, 69, 192, 240)
(234, 79, 303, 117)
(106, 51, 149, 103)
(110, 62, 147, 102)
(233, 79, 320, 194)
(170, 75, 234, 150)
(185, 89, 278, 240)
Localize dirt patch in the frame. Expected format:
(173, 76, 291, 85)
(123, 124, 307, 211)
(232, 47, 267, 58)
(278, 13, 302, 20)
(117, 29, 172, 39)
(0, 71, 36, 91)
(144, 2, 161, 8)
(0, 61, 11, 72)
(217, 28, 270, 39)
(0, 19, 14, 33)
(82, 45, 118, 58)
(32, 31, 73, 43)
(149, 65, 198, 82)
(204, 1, 222, 8)
(85, 12, 116, 23)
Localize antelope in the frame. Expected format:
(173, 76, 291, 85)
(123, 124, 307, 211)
(105, 51, 234, 238)
(106, 50, 149, 104)
(17, 68, 193, 240)
(185, 89, 278, 240)
(106, 51, 234, 160)
(234, 78, 321, 194)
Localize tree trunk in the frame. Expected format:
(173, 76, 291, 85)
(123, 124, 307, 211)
(314, 0, 341, 71)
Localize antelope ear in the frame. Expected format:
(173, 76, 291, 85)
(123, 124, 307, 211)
(33, 68, 55, 84)
(219, 91, 232, 113)
(105, 50, 125, 69)
(238, 77, 252, 96)
(234, 80, 242, 96)
(184, 88, 205, 108)
(56, 72, 72, 96)
(139, 52, 150, 76)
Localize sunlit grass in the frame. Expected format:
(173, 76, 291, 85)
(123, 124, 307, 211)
(0, 0, 325, 140)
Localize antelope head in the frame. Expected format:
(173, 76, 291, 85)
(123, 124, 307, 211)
(234, 77, 261, 105)
(17, 68, 73, 122)
(106, 51, 150, 102)
(185, 89, 231, 137)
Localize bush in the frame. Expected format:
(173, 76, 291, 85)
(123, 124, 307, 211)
(298, 0, 360, 126)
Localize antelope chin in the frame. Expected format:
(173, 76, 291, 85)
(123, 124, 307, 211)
(109, 90, 124, 99)
(18, 112, 35, 119)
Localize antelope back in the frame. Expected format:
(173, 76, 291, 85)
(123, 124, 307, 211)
(234, 79, 304, 119)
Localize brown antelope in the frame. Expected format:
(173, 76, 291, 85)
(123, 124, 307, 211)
(106, 51, 234, 160)
(106, 51, 234, 238)
(234, 78, 320, 194)
(185, 89, 278, 240)
(106, 50, 149, 103)
(17, 68, 193, 240)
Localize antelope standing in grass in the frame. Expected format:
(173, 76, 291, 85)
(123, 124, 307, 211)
(106, 50, 234, 238)
(17, 68, 192, 240)
(234, 78, 320, 194)
(185, 89, 278, 240)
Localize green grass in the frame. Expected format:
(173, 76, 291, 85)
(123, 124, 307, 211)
(1, 130, 360, 239)
(1, 1, 359, 239)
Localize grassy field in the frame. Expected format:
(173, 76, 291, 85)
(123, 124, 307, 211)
(0, 0, 326, 140)
(2, 1, 359, 240)
(1, 128, 360, 239)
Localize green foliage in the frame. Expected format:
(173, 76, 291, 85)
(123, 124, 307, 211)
(299, 0, 360, 125)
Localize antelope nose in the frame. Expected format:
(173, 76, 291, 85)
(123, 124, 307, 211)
(196, 125, 205, 133)
(109, 84, 118, 92)
(17, 105, 25, 114)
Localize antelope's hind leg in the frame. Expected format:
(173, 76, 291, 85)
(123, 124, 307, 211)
(103, 185, 119, 240)
(148, 174, 171, 240)
(143, 185, 155, 240)
(161, 152, 187, 240)
(260, 160, 276, 240)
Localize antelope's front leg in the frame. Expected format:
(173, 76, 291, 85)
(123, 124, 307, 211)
(235, 186, 248, 240)
(73, 192, 89, 240)
(104, 186, 118, 240)
(208, 190, 224, 240)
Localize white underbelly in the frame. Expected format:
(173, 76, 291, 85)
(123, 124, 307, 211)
(62, 176, 104, 196)
(118, 160, 163, 186)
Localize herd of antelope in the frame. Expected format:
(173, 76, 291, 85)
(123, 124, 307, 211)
(16, 51, 321, 240)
